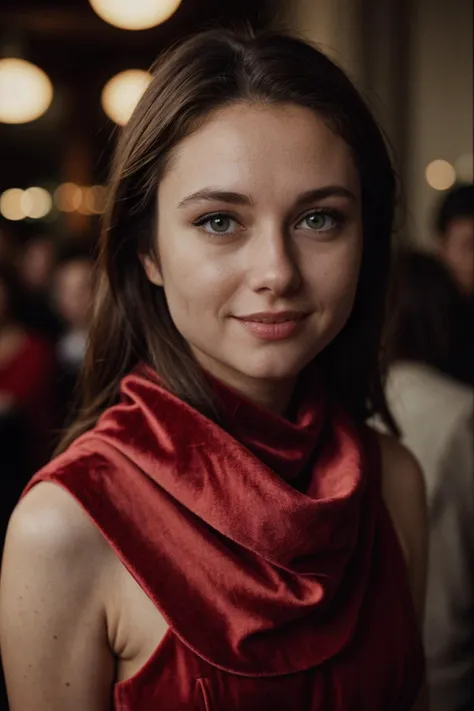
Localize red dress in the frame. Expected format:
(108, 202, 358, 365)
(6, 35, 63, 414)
(25, 366, 424, 710)
(0, 333, 56, 469)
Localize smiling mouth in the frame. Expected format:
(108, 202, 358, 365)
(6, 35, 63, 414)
(235, 311, 308, 324)
(233, 312, 308, 341)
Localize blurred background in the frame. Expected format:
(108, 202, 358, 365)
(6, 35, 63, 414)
(0, 0, 472, 244)
(0, 1, 472, 710)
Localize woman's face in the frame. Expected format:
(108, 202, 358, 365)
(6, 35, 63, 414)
(146, 103, 362, 405)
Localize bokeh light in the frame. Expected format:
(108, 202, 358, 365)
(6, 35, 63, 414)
(54, 183, 83, 212)
(22, 187, 53, 218)
(84, 185, 107, 214)
(89, 0, 182, 31)
(0, 188, 26, 220)
(0, 58, 53, 124)
(425, 159, 456, 191)
(101, 69, 152, 125)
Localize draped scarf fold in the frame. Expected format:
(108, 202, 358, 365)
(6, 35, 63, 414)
(26, 365, 384, 676)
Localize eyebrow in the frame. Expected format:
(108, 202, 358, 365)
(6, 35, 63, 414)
(177, 185, 356, 209)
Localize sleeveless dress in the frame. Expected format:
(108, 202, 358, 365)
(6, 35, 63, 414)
(24, 366, 424, 710)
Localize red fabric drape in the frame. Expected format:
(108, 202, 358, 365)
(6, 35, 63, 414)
(25, 366, 424, 709)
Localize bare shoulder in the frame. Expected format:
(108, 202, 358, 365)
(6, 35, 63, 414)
(0, 482, 115, 710)
(5, 481, 111, 561)
(8, 482, 105, 553)
(375, 431, 428, 619)
(1, 480, 114, 643)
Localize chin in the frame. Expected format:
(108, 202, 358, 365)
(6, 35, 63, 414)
(236, 354, 314, 382)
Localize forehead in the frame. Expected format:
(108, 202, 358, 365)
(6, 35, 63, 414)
(160, 102, 359, 200)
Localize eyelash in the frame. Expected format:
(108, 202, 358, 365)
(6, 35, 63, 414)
(192, 211, 240, 234)
(296, 208, 345, 232)
(192, 208, 346, 236)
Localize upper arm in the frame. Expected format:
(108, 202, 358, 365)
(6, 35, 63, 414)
(378, 435, 430, 710)
(377, 433, 428, 622)
(0, 482, 115, 711)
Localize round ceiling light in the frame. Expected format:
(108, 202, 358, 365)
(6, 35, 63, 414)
(89, 0, 182, 31)
(0, 58, 53, 124)
(101, 69, 152, 125)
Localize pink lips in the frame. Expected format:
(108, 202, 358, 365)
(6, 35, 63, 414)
(234, 311, 308, 341)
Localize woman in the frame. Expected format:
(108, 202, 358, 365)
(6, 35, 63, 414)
(0, 30, 427, 710)
(385, 250, 473, 711)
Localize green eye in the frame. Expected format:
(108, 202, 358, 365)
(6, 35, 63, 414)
(194, 213, 238, 235)
(298, 211, 338, 231)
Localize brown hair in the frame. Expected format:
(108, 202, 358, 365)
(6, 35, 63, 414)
(58, 27, 399, 452)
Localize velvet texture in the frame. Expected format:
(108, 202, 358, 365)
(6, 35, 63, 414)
(26, 367, 424, 710)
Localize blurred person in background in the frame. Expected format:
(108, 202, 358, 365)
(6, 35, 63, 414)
(434, 183, 474, 386)
(385, 250, 474, 711)
(17, 232, 63, 342)
(51, 249, 94, 422)
(0, 30, 428, 711)
(20, 232, 55, 293)
(0, 259, 58, 711)
(0, 265, 56, 473)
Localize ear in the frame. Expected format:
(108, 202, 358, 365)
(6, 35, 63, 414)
(141, 253, 163, 287)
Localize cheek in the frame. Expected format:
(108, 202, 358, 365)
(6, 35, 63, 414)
(306, 238, 362, 307)
(157, 236, 235, 319)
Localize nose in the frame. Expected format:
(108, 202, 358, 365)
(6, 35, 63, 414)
(247, 226, 302, 296)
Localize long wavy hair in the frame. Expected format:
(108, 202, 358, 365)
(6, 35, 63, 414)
(57, 27, 399, 452)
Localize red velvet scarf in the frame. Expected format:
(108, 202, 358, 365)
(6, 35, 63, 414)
(27, 365, 391, 676)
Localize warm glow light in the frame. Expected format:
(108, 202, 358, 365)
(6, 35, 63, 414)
(19, 191, 34, 216)
(77, 189, 95, 215)
(89, 0, 182, 30)
(101, 70, 152, 125)
(0, 58, 53, 124)
(22, 187, 53, 218)
(455, 153, 474, 181)
(425, 159, 456, 191)
(54, 183, 83, 212)
(0, 188, 26, 221)
(84, 185, 107, 214)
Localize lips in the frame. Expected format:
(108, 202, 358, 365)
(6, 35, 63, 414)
(233, 311, 308, 341)
(235, 311, 307, 324)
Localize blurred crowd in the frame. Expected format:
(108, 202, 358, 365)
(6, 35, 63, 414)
(383, 183, 474, 711)
(0, 226, 94, 545)
(0, 183, 473, 710)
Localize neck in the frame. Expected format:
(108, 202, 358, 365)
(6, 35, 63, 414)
(212, 371, 297, 417)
